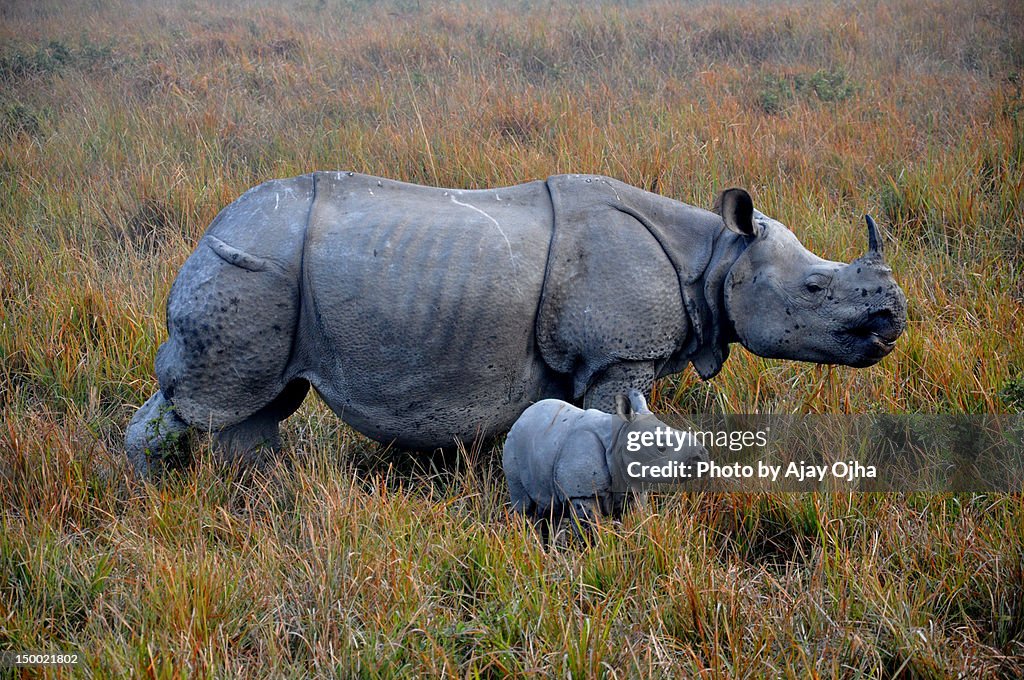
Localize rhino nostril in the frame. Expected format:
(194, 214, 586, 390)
(866, 310, 895, 328)
(848, 309, 901, 343)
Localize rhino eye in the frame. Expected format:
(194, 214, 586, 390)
(804, 273, 831, 294)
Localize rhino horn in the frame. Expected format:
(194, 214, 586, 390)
(864, 214, 883, 261)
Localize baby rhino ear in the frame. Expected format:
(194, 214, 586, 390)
(615, 389, 651, 420)
(713, 188, 757, 237)
(626, 388, 650, 415)
(615, 393, 633, 420)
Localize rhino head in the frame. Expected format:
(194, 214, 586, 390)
(717, 189, 907, 368)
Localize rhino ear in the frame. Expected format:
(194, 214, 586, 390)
(714, 188, 757, 237)
(615, 393, 634, 420)
(626, 388, 651, 415)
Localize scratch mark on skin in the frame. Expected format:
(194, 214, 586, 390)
(544, 404, 567, 434)
(603, 179, 621, 202)
(450, 194, 523, 297)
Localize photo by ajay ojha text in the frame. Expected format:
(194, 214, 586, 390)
(611, 415, 1024, 493)
(621, 426, 875, 484)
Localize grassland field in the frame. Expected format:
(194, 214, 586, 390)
(1, 0, 1024, 676)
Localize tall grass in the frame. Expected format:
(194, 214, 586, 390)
(2, 0, 1023, 676)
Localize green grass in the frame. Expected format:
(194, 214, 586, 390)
(1, 0, 1023, 676)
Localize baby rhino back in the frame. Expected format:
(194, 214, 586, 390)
(502, 399, 615, 517)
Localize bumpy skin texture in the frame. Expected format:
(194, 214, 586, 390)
(155, 176, 312, 430)
(126, 172, 907, 475)
(298, 173, 556, 449)
(502, 391, 706, 524)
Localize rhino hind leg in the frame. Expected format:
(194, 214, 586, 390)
(505, 472, 536, 516)
(210, 379, 309, 469)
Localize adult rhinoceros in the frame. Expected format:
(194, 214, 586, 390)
(126, 172, 906, 475)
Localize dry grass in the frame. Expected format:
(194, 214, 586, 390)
(1, 0, 1023, 676)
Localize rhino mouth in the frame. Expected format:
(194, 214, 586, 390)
(840, 310, 902, 361)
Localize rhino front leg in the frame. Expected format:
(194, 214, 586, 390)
(582, 361, 656, 412)
(125, 391, 193, 478)
(564, 497, 602, 540)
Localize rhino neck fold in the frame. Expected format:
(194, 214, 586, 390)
(679, 228, 747, 380)
(708, 230, 747, 344)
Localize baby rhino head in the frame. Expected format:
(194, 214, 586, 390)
(613, 390, 708, 486)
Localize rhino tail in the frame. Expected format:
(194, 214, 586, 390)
(205, 234, 269, 272)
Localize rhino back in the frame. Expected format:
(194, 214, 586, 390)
(299, 172, 556, 447)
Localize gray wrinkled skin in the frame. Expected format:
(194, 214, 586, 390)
(126, 172, 906, 476)
(502, 390, 707, 527)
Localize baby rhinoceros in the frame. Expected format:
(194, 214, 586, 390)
(502, 390, 707, 532)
